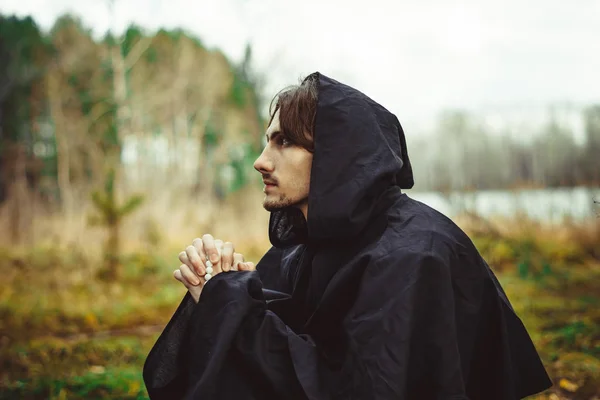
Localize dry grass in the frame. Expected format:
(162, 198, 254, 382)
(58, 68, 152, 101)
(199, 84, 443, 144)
(0, 184, 271, 255)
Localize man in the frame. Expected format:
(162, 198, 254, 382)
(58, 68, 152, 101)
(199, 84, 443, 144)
(143, 72, 553, 399)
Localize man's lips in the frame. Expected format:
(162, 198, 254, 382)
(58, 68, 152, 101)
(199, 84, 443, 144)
(263, 180, 277, 193)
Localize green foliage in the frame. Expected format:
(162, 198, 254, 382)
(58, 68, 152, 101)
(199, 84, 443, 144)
(78, 90, 95, 116)
(121, 25, 145, 57)
(155, 27, 204, 47)
(203, 118, 220, 149)
(229, 70, 247, 108)
(88, 169, 144, 279)
(101, 32, 118, 47)
(102, 108, 120, 149)
(517, 259, 529, 279)
(120, 195, 145, 216)
(144, 46, 158, 63)
(0, 15, 52, 142)
(226, 143, 261, 193)
(559, 321, 588, 347)
(50, 14, 91, 38)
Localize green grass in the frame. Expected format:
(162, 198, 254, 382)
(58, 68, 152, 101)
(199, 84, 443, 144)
(1, 365, 149, 399)
(0, 246, 177, 399)
(1, 335, 156, 399)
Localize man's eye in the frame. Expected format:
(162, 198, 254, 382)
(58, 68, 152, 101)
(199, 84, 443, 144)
(275, 136, 292, 147)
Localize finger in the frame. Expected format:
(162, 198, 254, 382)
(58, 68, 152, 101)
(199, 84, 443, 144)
(179, 263, 201, 286)
(214, 239, 223, 274)
(222, 242, 234, 272)
(178, 251, 194, 271)
(173, 269, 191, 289)
(192, 238, 206, 268)
(239, 261, 256, 271)
(232, 252, 245, 271)
(202, 234, 220, 268)
(185, 244, 205, 276)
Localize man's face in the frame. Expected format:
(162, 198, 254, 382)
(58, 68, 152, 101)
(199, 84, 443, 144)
(253, 110, 313, 214)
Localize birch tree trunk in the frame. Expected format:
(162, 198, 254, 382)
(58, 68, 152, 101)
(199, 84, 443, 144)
(8, 145, 31, 244)
(47, 72, 73, 215)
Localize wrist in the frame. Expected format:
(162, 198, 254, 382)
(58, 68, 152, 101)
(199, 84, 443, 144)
(190, 287, 202, 303)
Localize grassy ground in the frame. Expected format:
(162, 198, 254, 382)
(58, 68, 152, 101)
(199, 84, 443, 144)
(0, 215, 598, 399)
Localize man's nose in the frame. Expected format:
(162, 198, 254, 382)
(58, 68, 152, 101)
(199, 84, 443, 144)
(253, 148, 273, 174)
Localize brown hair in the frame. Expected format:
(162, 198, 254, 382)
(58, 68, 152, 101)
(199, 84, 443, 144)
(268, 73, 319, 152)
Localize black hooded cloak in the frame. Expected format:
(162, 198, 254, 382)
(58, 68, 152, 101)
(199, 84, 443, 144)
(143, 72, 552, 399)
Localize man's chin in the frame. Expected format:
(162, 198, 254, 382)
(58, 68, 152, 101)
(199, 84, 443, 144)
(263, 202, 290, 212)
(263, 197, 307, 213)
(263, 197, 294, 212)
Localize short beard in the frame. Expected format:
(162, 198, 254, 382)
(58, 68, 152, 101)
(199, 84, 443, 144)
(263, 194, 307, 212)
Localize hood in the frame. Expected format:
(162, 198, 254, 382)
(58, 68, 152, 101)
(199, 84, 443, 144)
(269, 72, 413, 248)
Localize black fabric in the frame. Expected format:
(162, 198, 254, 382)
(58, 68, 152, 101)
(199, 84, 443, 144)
(143, 72, 552, 399)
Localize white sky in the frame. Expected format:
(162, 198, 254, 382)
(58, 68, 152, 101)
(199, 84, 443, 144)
(2, 0, 600, 137)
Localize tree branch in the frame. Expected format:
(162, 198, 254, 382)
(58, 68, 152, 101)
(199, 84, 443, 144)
(124, 36, 153, 71)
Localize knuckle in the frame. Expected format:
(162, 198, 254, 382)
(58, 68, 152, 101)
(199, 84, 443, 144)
(181, 264, 194, 276)
(188, 249, 200, 260)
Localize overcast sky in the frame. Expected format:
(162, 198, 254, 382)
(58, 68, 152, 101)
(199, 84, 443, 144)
(2, 0, 600, 137)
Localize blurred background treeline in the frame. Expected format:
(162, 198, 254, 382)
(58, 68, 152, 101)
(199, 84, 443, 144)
(0, 13, 268, 249)
(0, 11, 599, 400)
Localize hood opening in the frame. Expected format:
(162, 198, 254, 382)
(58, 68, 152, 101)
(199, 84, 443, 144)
(269, 72, 413, 248)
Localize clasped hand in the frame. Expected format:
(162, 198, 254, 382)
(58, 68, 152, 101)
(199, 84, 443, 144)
(174, 234, 255, 303)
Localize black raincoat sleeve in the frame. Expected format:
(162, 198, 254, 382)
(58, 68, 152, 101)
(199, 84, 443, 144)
(144, 270, 320, 400)
(142, 292, 197, 400)
(144, 248, 548, 399)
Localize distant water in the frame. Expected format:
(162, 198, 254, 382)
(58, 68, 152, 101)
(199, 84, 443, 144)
(406, 187, 600, 223)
